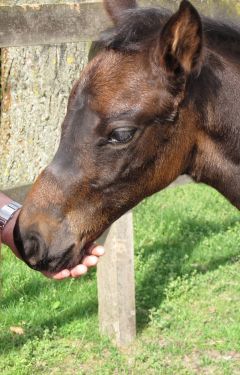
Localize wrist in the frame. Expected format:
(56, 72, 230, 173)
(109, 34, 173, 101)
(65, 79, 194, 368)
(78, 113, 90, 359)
(0, 195, 22, 248)
(1, 209, 20, 246)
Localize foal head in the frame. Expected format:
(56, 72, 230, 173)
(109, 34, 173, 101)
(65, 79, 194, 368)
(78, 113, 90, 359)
(15, 0, 203, 272)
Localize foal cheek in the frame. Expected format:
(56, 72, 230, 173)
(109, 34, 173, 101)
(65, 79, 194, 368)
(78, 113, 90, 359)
(64, 197, 107, 237)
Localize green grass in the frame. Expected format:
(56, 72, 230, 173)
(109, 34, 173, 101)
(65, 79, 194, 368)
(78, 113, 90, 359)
(0, 183, 240, 374)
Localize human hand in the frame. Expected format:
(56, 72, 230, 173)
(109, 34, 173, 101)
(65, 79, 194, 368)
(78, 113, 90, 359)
(1, 194, 104, 280)
(43, 244, 105, 280)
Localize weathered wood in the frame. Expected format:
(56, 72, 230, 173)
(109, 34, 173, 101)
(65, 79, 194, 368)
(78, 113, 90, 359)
(97, 211, 136, 347)
(0, 1, 161, 48)
(0, 40, 90, 190)
(0, 2, 108, 47)
(0, 0, 239, 48)
(3, 184, 31, 204)
(0, 1, 162, 48)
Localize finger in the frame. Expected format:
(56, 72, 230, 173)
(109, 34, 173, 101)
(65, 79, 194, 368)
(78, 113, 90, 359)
(82, 255, 98, 267)
(88, 245, 105, 257)
(70, 264, 88, 278)
(42, 269, 70, 280)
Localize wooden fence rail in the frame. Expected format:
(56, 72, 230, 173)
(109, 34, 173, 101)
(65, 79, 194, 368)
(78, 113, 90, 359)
(0, 1, 167, 48)
(0, 0, 238, 48)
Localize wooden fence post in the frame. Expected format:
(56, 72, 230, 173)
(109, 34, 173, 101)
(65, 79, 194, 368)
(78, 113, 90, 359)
(97, 211, 136, 347)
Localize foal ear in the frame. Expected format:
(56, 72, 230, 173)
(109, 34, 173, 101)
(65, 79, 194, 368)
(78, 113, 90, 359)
(104, 0, 137, 25)
(158, 0, 202, 75)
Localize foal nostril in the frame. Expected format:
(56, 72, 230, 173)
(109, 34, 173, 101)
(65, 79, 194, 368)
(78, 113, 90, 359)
(23, 232, 47, 266)
(14, 217, 77, 272)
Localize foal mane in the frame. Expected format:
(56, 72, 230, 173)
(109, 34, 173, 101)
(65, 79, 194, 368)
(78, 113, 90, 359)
(100, 7, 240, 63)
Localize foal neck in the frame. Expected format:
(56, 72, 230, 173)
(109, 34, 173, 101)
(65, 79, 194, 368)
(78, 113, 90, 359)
(188, 53, 240, 209)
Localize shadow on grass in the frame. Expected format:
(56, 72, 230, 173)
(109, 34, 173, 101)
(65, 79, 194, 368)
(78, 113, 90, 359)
(1, 278, 49, 309)
(135, 216, 240, 330)
(0, 292, 98, 356)
(0, 268, 95, 309)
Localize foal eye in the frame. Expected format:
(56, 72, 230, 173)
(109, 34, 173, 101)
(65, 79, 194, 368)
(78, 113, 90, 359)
(108, 128, 137, 144)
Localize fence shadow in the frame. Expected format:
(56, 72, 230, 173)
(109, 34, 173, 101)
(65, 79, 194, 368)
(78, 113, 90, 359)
(0, 297, 98, 356)
(135, 216, 240, 330)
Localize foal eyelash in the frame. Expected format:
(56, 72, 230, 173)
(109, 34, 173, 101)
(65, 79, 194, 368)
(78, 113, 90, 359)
(153, 109, 179, 124)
